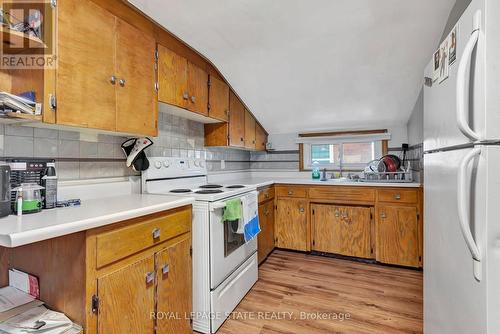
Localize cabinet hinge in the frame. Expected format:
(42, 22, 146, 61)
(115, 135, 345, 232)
(91, 295, 99, 314)
(49, 94, 57, 110)
(371, 247, 374, 254)
(312, 240, 315, 246)
(370, 212, 373, 220)
(207, 103, 211, 111)
(312, 209, 315, 215)
(190, 246, 193, 257)
(417, 213, 420, 220)
(154, 49, 159, 61)
(419, 256, 422, 262)
(155, 82, 159, 92)
(207, 78, 211, 87)
(50, 0, 57, 8)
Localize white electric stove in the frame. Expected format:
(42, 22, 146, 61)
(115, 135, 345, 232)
(142, 157, 258, 333)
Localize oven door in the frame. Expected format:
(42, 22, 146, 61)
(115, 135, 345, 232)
(209, 195, 258, 290)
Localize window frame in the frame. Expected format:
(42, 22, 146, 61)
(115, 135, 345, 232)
(298, 130, 389, 171)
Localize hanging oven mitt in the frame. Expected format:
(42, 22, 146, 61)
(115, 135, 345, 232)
(222, 198, 242, 222)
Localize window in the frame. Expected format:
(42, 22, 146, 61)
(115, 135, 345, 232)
(299, 131, 389, 170)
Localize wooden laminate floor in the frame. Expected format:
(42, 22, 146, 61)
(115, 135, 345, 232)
(218, 250, 423, 334)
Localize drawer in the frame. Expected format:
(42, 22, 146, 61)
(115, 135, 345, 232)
(95, 207, 191, 268)
(276, 185, 308, 198)
(377, 189, 418, 204)
(309, 186, 375, 203)
(258, 186, 275, 203)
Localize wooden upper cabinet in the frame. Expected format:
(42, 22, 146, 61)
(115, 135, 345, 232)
(208, 75, 229, 121)
(157, 45, 188, 108)
(312, 204, 372, 259)
(376, 205, 420, 267)
(115, 19, 157, 136)
(244, 109, 256, 149)
(255, 123, 267, 151)
(156, 234, 192, 334)
(97, 256, 155, 334)
(187, 62, 209, 116)
(229, 91, 245, 147)
(56, 0, 116, 130)
(275, 199, 309, 251)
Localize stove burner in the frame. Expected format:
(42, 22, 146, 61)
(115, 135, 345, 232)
(195, 189, 224, 194)
(170, 189, 192, 193)
(226, 185, 245, 189)
(199, 184, 223, 189)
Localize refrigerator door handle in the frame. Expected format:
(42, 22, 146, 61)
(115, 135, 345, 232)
(457, 147, 482, 281)
(456, 11, 481, 142)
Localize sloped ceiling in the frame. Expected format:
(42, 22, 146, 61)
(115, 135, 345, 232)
(129, 0, 455, 134)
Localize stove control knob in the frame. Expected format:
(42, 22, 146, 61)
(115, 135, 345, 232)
(154, 161, 162, 169)
(163, 160, 170, 168)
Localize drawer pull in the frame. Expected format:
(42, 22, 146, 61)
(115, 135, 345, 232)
(146, 271, 155, 284)
(161, 264, 170, 276)
(394, 194, 401, 200)
(183, 92, 189, 100)
(288, 191, 294, 195)
(299, 207, 305, 213)
(380, 213, 386, 219)
(152, 228, 161, 239)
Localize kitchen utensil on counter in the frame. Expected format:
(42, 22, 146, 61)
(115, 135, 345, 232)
(381, 154, 402, 172)
(12, 183, 44, 214)
(0, 163, 11, 218)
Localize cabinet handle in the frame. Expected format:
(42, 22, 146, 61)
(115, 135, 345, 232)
(190, 96, 196, 103)
(299, 207, 305, 213)
(119, 79, 126, 87)
(240, 137, 244, 142)
(265, 210, 270, 216)
(183, 92, 189, 100)
(161, 264, 170, 276)
(145, 271, 155, 284)
(110, 76, 117, 85)
(288, 191, 294, 196)
(265, 193, 269, 199)
(152, 227, 161, 239)
(394, 194, 401, 200)
(334, 210, 340, 217)
(380, 213, 386, 219)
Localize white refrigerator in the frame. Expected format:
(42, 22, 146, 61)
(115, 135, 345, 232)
(424, 0, 500, 333)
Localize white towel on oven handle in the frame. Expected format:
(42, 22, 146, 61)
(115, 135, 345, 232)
(237, 191, 258, 234)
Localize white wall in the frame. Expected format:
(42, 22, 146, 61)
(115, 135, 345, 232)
(407, 88, 424, 146)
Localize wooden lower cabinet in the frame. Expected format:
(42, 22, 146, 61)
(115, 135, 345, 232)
(0, 206, 193, 334)
(156, 234, 192, 334)
(257, 200, 275, 263)
(376, 205, 420, 267)
(311, 204, 373, 259)
(98, 256, 156, 334)
(275, 199, 309, 251)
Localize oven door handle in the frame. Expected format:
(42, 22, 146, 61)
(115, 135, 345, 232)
(210, 201, 227, 211)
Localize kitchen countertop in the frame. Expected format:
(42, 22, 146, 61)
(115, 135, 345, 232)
(235, 178, 422, 189)
(0, 194, 194, 248)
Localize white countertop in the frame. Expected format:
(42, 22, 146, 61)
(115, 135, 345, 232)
(0, 194, 194, 248)
(235, 177, 422, 189)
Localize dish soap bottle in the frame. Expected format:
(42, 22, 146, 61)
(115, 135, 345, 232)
(312, 161, 320, 180)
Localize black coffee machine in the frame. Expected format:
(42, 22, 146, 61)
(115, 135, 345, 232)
(0, 163, 11, 218)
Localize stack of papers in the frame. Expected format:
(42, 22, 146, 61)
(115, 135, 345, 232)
(0, 287, 81, 334)
(0, 92, 41, 116)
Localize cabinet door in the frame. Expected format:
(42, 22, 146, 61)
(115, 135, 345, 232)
(228, 91, 245, 147)
(275, 199, 308, 251)
(98, 256, 155, 334)
(157, 45, 188, 108)
(376, 205, 420, 267)
(258, 200, 275, 263)
(57, 0, 116, 130)
(244, 110, 256, 149)
(255, 123, 267, 151)
(156, 235, 192, 334)
(312, 204, 372, 258)
(187, 62, 208, 116)
(208, 75, 229, 121)
(115, 19, 157, 136)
